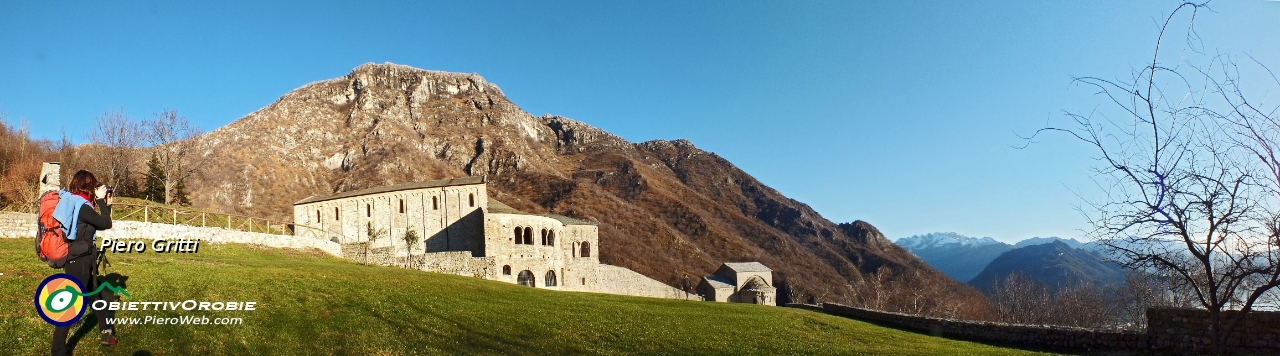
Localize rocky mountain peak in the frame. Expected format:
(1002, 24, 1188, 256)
(183, 63, 974, 308)
(897, 232, 1008, 250)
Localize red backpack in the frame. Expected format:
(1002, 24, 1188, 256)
(35, 190, 71, 268)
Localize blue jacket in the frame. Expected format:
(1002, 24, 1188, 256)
(51, 190, 88, 241)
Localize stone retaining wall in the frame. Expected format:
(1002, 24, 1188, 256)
(790, 303, 1280, 354)
(1148, 308, 1280, 354)
(341, 244, 498, 278)
(0, 212, 37, 238)
(0, 211, 341, 257)
(584, 264, 701, 300)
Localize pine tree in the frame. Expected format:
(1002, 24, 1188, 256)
(172, 175, 191, 206)
(142, 154, 166, 203)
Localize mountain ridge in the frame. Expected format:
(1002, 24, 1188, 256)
(895, 232, 1013, 282)
(180, 62, 986, 311)
(969, 240, 1126, 293)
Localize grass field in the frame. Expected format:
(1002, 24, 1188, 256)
(0, 238, 1052, 355)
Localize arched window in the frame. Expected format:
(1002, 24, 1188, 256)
(580, 242, 591, 257)
(517, 270, 535, 287)
(545, 271, 557, 287)
(523, 227, 533, 245)
(469, 193, 475, 207)
(572, 242, 578, 257)
(334, 207, 340, 220)
(366, 204, 371, 217)
(399, 199, 405, 213)
(547, 231, 555, 246)
(432, 196, 438, 210)
(540, 229, 547, 245)
(502, 265, 511, 275)
(513, 227, 522, 244)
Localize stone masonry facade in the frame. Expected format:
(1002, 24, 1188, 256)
(294, 176, 700, 301)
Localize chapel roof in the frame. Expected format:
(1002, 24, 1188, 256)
(702, 275, 735, 289)
(722, 262, 772, 273)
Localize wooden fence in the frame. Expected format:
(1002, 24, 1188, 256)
(111, 203, 317, 236)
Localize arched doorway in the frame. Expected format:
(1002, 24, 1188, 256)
(517, 270, 535, 287)
(545, 270, 557, 287)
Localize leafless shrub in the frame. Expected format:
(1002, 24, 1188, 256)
(84, 109, 144, 195)
(0, 109, 55, 211)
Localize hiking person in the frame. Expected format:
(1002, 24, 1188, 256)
(50, 170, 117, 355)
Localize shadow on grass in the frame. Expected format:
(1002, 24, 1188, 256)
(67, 273, 130, 353)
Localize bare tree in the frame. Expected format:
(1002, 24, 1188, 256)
(1205, 38, 1280, 315)
(1027, 2, 1280, 350)
(86, 109, 144, 195)
(144, 109, 203, 205)
(992, 272, 1054, 325)
(1119, 270, 1200, 328)
(0, 109, 55, 211)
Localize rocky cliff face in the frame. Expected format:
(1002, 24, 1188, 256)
(187, 63, 952, 304)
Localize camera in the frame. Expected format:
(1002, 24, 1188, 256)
(104, 186, 114, 196)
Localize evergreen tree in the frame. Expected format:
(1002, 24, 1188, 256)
(142, 154, 166, 203)
(172, 175, 191, 206)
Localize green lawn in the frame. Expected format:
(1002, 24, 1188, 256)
(0, 238, 1052, 355)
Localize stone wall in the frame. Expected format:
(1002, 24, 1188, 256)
(341, 244, 498, 279)
(583, 264, 701, 301)
(789, 303, 1148, 354)
(790, 303, 1280, 354)
(1148, 308, 1280, 354)
(0, 211, 342, 257)
(0, 212, 37, 238)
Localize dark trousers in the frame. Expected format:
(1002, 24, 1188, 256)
(50, 253, 114, 356)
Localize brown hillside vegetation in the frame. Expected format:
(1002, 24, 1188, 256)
(184, 63, 991, 317)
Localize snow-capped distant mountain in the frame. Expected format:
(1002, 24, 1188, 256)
(895, 233, 1013, 282)
(896, 232, 1006, 250)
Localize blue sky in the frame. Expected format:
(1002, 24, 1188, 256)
(2, 1, 1278, 244)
